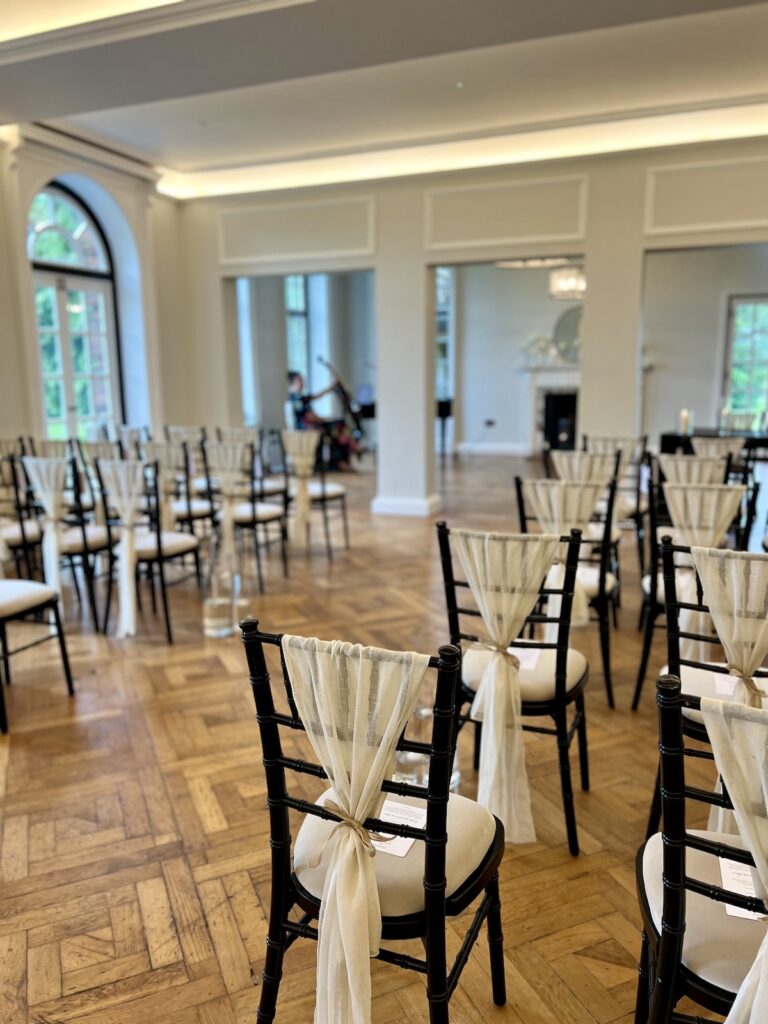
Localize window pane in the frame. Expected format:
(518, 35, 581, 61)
(732, 331, 752, 363)
(71, 335, 89, 375)
(92, 378, 112, 417)
(89, 335, 110, 375)
(47, 421, 68, 441)
(75, 379, 92, 417)
(35, 286, 58, 329)
(85, 292, 106, 334)
(755, 333, 768, 362)
(67, 290, 87, 334)
(39, 333, 62, 375)
(44, 379, 64, 420)
(32, 229, 77, 265)
(725, 298, 768, 416)
(27, 187, 109, 271)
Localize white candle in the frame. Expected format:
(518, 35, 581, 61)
(679, 408, 689, 434)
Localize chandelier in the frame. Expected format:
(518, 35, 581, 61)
(548, 266, 586, 301)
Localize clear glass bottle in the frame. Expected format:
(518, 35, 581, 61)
(203, 538, 244, 638)
(394, 692, 460, 792)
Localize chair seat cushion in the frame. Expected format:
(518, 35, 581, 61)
(584, 521, 622, 545)
(290, 481, 346, 500)
(232, 501, 283, 524)
(656, 662, 767, 724)
(462, 644, 587, 702)
(63, 490, 95, 512)
(171, 498, 213, 520)
(293, 789, 497, 918)
(641, 829, 765, 995)
(641, 567, 694, 605)
(60, 524, 113, 554)
(576, 564, 617, 598)
(0, 579, 57, 617)
(135, 531, 199, 559)
(1, 520, 42, 547)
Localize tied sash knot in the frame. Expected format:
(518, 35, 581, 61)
(307, 800, 394, 869)
(730, 666, 768, 709)
(470, 641, 520, 673)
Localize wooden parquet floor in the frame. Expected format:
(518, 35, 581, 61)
(0, 456, 723, 1024)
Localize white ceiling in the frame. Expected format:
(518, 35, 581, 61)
(2, 0, 768, 196)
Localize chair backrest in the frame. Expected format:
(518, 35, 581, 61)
(216, 425, 260, 445)
(550, 449, 618, 484)
(662, 482, 746, 549)
(0, 438, 22, 459)
(650, 674, 763, 1022)
(691, 436, 745, 461)
(437, 523, 581, 701)
(657, 454, 727, 486)
(240, 619, 461, 978)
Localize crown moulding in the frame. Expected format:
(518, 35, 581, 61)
(0, 0, 315, 66)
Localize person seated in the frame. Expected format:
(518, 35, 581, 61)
(287, 371, 359, 470)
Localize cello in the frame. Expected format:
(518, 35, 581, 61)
(316, 355, 365, 448)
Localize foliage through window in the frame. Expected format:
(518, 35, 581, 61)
(284, 274, 310, 382)
(435, 266, 453, 400)
(27, 186, 110, 272)
(724, 297, 768, 420)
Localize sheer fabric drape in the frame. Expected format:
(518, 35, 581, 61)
(692, 437, 746, 461)
(692, 548, 768, 709)
(452, 529, 560, 842)
(97, 460, 144, 638)
(21, 456, 66, 596)
(205, 442, 248, 564)
(526, 479, 602, 640)
(281, 634, 430, 1024)
(551, 451, 615, 484)
(283, 430, 320, 548)
(700, 697, 768, 1023)
(144, 441, 181, 533)
(658, 455, 726, 485)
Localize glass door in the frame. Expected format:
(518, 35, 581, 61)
(33, 272, 120, 440)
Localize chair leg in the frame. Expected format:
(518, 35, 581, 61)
(631, 607, 658, 711)
(341, 495, 350, 549)
(637, 598, 647, 632)
(148, 563, 157, 615)
(425, 920, 449, 1024)
(0, 643, 7, 733)
(157, 560, 173, 644)
(473, 720, 482, 772)
(645, 764, 662, 840)
(0, 621, 9, 687)
(279, 521, 289, 577)
(135, 565, 143, 613)
(52, 601, 74, 696)
(257, 884, 290, 1023)
(576, 693, 589, 791)
(254, 527, 265, 594)
(555, 712, 579, 856)
(68, 554, 82, 605)
(597, 603, 614, 709)
(485, 874, 506, 1006)
(103, 558, 114, 634)
(635, 930, 650, 1024)
(193, 548, 203, 590)
(83, 554, 101, 634)
(320, 500, 333, 561)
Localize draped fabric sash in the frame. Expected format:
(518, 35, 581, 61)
(98, 460, 144, 638)
(550, 451, 615, 484)
(525, 479, 602, 642)
(144, 442, 180, 533)
(692, 548, 768, 710)
(22, 457, 66, 596)
(283, 430, 320, 549)
(664, 484, 746, 663)
(692, 436, 746, 461)
(658, 454, 726, 485)
(282, 635, 429, 1024)
(700, 697, 768, 1024)
(205, 442, 248, 565)
(452, 529, 560, 842)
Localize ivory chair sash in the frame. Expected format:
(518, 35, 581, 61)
(658, 454, 727, 485)
(692, 436, 746, 461)
(664, 483, 746, 662)
(700, 697, 768, 1023)
(282, 429, 320, 549)
(21, 457, 66, 596)
(451, 529, 560, 842)
(551, 451, 614, 484)
(281, 634, 429, 1024)
(204, 442, 248, 564)
(97, 460, 144, 638)
(525, 479, 603, 640)
(692, 548, 768, 710)
(143, 442, 180, 533)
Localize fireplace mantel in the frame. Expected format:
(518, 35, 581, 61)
(520, 365, 581, 454)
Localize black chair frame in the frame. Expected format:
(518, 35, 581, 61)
(240, 620, 506, 1024)
(436, 524, 589, 855)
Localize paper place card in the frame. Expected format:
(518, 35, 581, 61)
(511, 646, 541, 671)
(713, 673, 737, 697)
(719, 857, 767, 920)
(371, 799, 427, 858)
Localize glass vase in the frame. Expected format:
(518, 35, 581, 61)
(203, 541, 244, 638)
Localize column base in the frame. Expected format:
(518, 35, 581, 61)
(370, 493, 443, 517)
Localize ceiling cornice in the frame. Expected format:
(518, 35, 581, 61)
(0, 0, 314, 66)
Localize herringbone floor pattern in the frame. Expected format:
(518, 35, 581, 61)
(0, 456, 721, 1023)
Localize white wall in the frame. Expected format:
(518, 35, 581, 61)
(456, 264, 581, 452)
(642, 244, 768, 441)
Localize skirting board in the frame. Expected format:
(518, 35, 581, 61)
(371, 493, 443, 517)
(457, 441, 532, 456)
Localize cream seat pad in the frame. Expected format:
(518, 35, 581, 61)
(642, 830, 765, 995)
(575, 564, 617, 598)
(60, 524, 114, 554)
(1, 521, 42, 546)
(294, 789, 497, 918)
(0, 579, 57, 616)
(462, 645, 587, 702)
(232, 501, 283, 523)
(135, 531, 199, 558)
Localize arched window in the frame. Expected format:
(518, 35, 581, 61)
(28, 184, 122, 440)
